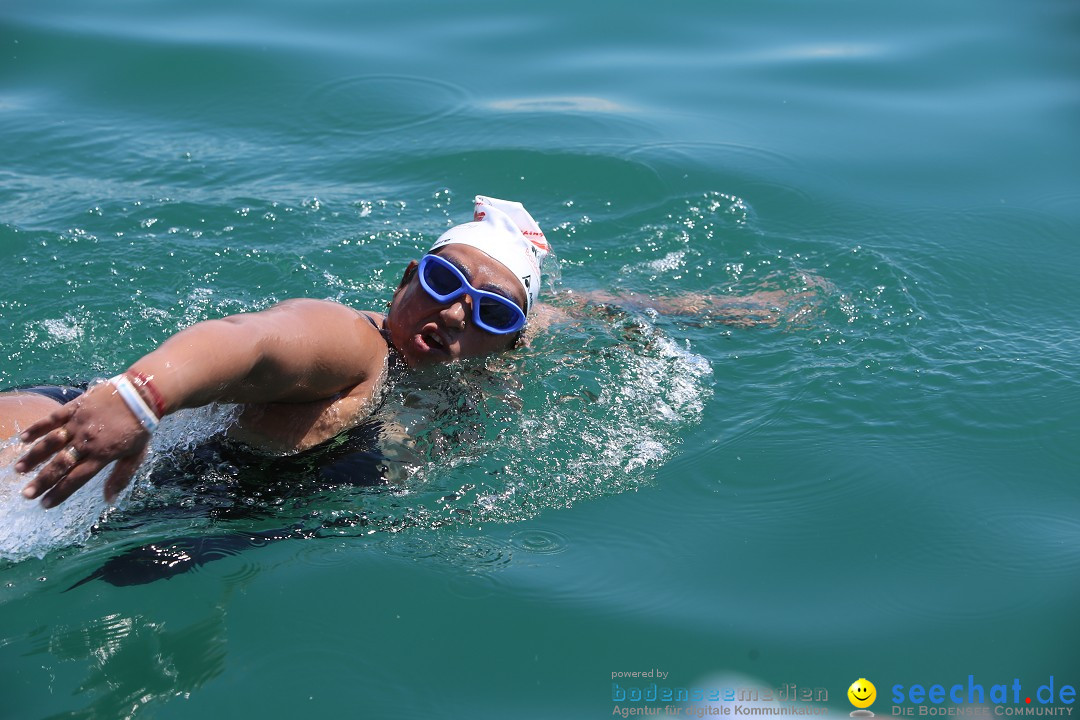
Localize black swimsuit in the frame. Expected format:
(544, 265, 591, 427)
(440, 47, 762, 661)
(8, 384, 86, 405)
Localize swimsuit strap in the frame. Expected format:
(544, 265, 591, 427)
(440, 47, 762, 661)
(360, 311, 406, 372)
(361, 312, 382, 331)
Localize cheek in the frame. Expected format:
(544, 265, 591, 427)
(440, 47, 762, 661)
(385, 292, 418, 342)
(391, 285, 431, 321)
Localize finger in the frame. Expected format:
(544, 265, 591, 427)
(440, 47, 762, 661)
(20, 444, 82, 500)
(40, 459, 107, 509)
(104, 450, 146, 505)
(18, 403, 76, 444)
(15, 426, 79, 475)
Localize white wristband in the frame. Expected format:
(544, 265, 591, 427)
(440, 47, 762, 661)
(109, 374, 160, 432)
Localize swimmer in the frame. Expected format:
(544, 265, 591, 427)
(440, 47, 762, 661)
(3, 194, 816, 509)
(5, 195, 548, 508)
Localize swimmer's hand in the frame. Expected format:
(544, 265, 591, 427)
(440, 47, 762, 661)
(14, 383, 151, 508)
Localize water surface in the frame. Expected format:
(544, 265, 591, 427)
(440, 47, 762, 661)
(1, 0, 1078, 717)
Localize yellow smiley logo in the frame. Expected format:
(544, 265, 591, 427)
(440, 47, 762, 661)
(848, 678, 876, 709)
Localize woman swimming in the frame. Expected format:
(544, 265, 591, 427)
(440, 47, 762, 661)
(6, 195, 550, 509)
(5, 193, 814, 512)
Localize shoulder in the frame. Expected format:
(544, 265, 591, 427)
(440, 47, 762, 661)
(265, 297, 360, 317)
(259, 299, 381, 335)
(252, 299, 390, 380)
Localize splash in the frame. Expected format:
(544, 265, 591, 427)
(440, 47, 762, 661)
(0, 403, 237, 562)
(0, 441, 117, 562)
(301, 308, 714, 536)
(0, 310, 713, 563)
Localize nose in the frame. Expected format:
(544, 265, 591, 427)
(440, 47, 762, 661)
(438, 295, 470, 330)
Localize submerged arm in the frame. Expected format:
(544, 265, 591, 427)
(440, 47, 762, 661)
(528, 284, 813, 333)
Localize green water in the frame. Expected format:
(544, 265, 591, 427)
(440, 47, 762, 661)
(1, 0, 1078, 718)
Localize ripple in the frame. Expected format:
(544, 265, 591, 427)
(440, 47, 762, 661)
(861, 498, 1080, 623)
(380, 532, 440, 560)
(627, 140, 799, 173)
(509, 529, 568, 555)
(389, 147, 667, 205)
(376, 530, 514, 573)
(487, 95, 631, 113)
(623, 141, 814, 215)
(867, 579, 1035, 623)
(443, 571, 500, 600)
(1032, 189, 1080, 221)
(217, 558, 263, 585)
(734, 42, 890, 64)
(293, 539, 360, 569)
(298, 74, 469, 136)
(674, 440, 882, 535)
(980, 507, 1080, 576)
(435, 536, 513, 573)
(950, 203, 1074, 245)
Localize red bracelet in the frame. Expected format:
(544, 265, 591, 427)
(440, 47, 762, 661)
(128, 371, 167, 419)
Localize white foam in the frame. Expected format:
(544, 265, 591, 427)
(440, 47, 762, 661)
(424, 316, 716, 524)
(0, 438, 121, 561)
(646, 250, 687, 273)
(0, 404, 237, 562)
(40, 316, 84, 344)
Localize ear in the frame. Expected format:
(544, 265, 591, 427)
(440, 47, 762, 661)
(397, 260, 419, 290)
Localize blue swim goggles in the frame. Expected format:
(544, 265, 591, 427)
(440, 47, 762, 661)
(417, 254, 527, 335)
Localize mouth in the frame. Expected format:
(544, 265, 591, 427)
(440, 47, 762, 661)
(415, 324, 451, 357)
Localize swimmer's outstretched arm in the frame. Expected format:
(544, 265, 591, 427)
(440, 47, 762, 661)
(16, 299, 386, 508)
(529, 284, 822, 332)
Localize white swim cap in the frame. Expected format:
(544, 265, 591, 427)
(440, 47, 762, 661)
(429, 195, 550, 313)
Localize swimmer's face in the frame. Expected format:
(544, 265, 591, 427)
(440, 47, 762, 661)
(848, 679, 876, 709)
(386, 244, 526, 367)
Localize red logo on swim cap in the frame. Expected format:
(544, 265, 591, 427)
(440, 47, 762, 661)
(522, 230, 549, 252)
